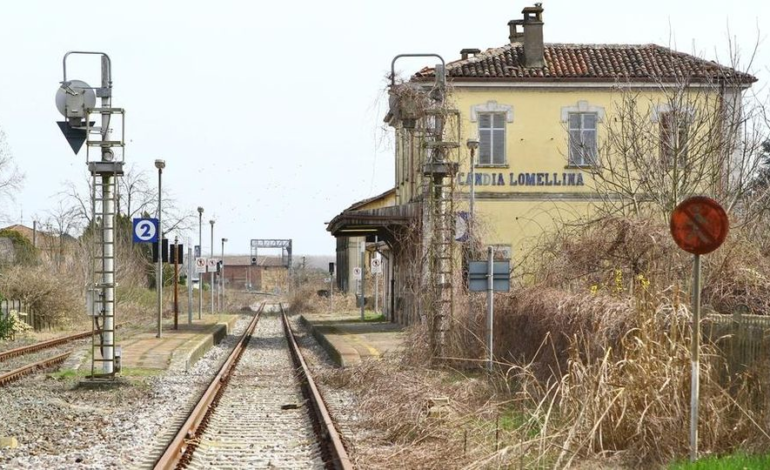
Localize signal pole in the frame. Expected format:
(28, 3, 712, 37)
(209, 219, 215, 314)
(197, 207, 203, 319)
(58, 51, 125, 378)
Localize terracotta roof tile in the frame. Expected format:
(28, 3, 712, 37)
(414, 44, 756, 84)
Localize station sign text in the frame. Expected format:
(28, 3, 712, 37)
(457, 171, 585, 187)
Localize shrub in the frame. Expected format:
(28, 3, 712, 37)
(0, 265, 83, 329)
(0, 310, 32, 340)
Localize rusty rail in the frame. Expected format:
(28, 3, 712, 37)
(280, 303, 353, 470)
(153, 303, 265, 470)
(0, 331, 92, 362)
(0, 351, 72, 386)
(0, 323, 128, 363)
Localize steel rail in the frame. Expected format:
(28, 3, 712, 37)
(0, 331, 93, 362)
(0, 351, 72, 386)
(0, 323, 127, 363)
(280, 304, 353, 470)
(153, 303, 265, 470)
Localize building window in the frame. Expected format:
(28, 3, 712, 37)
(479, 113, 506, 165)
(568, 112, 598, 166)
(659, 111, 689, 165)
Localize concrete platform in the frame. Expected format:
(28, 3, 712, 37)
(118, 314, 238, 372)
(300, 313, 404, 367)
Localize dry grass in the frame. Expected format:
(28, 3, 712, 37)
(288, 284, 356, 314)
(326, 216, 770, 468)
(493, 288, 637, 381)
(533, 216, 770, 317)
(321, 357, 499, 469)
(327, 294, 770, 468)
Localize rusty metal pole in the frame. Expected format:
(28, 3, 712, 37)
(174, 236, 179, 330)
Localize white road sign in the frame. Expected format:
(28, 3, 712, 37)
(371, 258, 382, 274)
(353, 267, 362, 280)
(207, 258, 218, 273)
(195, 257, 207, 274)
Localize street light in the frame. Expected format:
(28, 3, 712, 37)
(221, 237, 228, 311)
(466, 137, 479, 245)
(209, 219, 215, 314)
(197, 206, 203, 319)
(466, 138, 479, 326)
(155, 159, 166, 338)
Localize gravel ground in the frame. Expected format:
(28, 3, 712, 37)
(0, 309, 386, 469)
(0, 315, 252, 469)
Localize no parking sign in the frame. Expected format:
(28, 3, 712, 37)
(195, 257, 207, 274)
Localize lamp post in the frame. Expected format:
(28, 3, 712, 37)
(209, 219, 215, 314)
(155, 159, 166, 338)
(221, 237, 228, 312)
(197, 207, 203, 319)
(466, 137, 479, 245)
(466, 138, 479, 324)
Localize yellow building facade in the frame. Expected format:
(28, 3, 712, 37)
(330, 3, 754, 326)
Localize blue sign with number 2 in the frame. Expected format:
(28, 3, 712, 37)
(133, 218, 159, 243)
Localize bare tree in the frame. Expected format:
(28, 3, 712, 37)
(117, 163, 156, 219)
(39, 201, 81, 269)
(60, 163, 193, 234)
(0, 128, 23, 221)
(582, 45, 767, 226)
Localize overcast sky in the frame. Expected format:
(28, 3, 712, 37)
(0, 0, 767, 256)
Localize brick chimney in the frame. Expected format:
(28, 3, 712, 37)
(508, 19, 524, 43)
(460, 48, 481, 60)
(521, 3, 544, 68)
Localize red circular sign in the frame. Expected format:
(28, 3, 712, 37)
(670, 196, 729, 255)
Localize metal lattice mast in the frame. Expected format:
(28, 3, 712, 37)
(422, 106, 460, 359)
(59, 52, 125, 379)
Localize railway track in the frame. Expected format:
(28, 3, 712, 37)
(153, 302, 352, 470)
(0, 329, 93, 362)
(0, 329, 99, 387)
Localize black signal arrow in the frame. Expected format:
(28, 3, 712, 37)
(57, 121, 93, 154)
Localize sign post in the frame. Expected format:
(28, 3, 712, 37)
(670, 196, 729, 462)
(486, 248, 494, 373)
(173, 237, 179, 330)
(469, 250, 510, 373)
(360, 247, 366, 321)
(187, 243, 193, 325)
(371, 257, 382, 314)
(329, 262, 335, 314)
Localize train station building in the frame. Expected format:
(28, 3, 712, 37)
(327, 4, 755, 334)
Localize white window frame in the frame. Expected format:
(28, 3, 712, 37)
(477, 112, 507, 166)
(568, 112, 598, 167)
(471, 101, 513, 167)
(561, 101, 604, 167)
